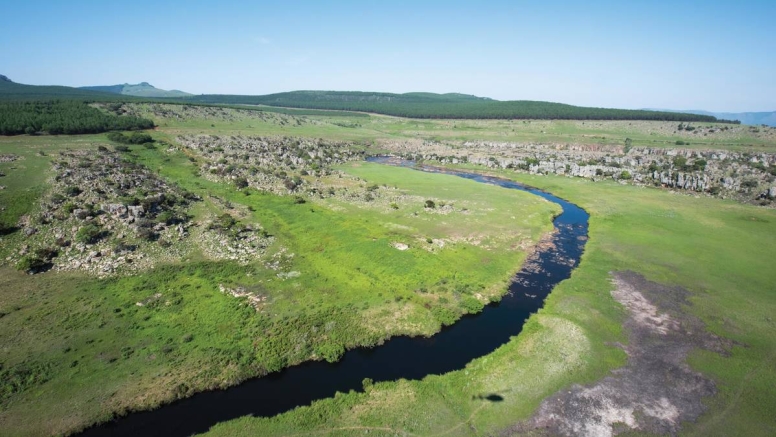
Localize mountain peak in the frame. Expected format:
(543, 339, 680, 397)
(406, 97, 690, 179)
(0, 74, 12, 83)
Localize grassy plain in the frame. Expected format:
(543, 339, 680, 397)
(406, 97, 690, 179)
(1, 105, 775, 436)
(0, 124, 556, 434)
(124, 103, 776, 151)
(204, 166, 776, 437)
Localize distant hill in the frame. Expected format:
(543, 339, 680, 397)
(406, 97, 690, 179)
(0, 75, 123, 101)
(646, 108, 776, 127)
(0, 76, 730, 122)
(81, 82, 192, 98)
(187, 90, 723, 122)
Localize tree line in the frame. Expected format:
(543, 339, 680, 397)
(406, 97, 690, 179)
(186, 91, 731, 122)
(0, 101, 155, 135)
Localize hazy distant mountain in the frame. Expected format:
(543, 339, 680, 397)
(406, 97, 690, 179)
(0, 75, 122, 100)
(80, 82, 192, 98)
(646, 108, 776, 127)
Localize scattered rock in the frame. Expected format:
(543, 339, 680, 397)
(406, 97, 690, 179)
(382, 136, 776, 206)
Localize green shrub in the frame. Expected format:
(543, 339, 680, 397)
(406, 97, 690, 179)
(460, 296, 485, 313)
(16, 255, 49, 272)
(75, 224, 103, 244)
(217, 213, 237, 230)
(431, 306, 457, 326)
(0, 362, 52, 402)
(64, 186, 82, 197)
(137, 227, 158, 241)
(234, 177, 249, 189)
(107, 131, 153, 145)
(34, 247, 58, 260)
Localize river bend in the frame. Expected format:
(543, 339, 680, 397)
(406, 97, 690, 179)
(78, 158, 589, 436)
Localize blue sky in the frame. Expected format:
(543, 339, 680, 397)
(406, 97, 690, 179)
(2, 0, 774, 111)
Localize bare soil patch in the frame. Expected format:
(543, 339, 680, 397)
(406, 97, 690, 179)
(504, 271, 732, 436)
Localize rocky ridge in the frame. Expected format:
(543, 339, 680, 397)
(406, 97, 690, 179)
(177, 134, 365, 195)
(5, 148, 274, 275)
(382, 139, 776, 206)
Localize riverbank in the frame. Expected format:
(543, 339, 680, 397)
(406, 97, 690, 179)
(74, 159, 587, 436)
(201, 165, 776, 436)
(0, 136, 556, 436)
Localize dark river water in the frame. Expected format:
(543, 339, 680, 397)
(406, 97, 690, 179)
(78, 158, 589, 436)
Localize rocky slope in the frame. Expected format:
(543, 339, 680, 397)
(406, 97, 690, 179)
(382, 139, 776, 206)
(5, 148, 274, 276)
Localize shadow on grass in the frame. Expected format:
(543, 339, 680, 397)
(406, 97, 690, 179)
(0, 225, 20, 236)
(473, 393, 504, 402)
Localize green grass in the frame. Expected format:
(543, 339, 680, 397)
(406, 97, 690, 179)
(203, 167, 776, 437)
(0, 135, 116, 237)
(2, 105, 776, 436)
(0, 134, 556, 436)
(131, 103, 776, 152)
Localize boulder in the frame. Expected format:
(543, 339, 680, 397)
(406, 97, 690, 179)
(103, 203, 128, 217)
(127, 205, 145, 218)
(73, 209, 90, 220)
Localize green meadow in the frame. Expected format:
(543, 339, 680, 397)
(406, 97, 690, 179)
(125, 103, 776, 151)
(204, 165, 776, 437)
(0, 128, 555, 435)
(1, 104, 775, 436)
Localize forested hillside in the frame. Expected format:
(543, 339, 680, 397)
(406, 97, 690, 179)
(0, 101, 154, 135)
(0, 76, 730, 122)
(187, 91, 726, 122)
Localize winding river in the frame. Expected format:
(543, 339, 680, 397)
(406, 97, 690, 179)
(79, 159, 589, 437)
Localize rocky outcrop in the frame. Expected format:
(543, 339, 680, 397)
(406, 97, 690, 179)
(8, 150, 199, 276)
(178, 135, 365, 195)
(383, 140, 776, 206)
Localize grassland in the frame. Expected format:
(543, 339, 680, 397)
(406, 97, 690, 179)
(1, 103, 775, 436)
(121, 103, 776, 152)
(0, 127, 556, 435)
(203, 164, 776, 437)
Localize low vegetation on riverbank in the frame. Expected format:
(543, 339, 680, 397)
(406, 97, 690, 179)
(204, 164, 776, 437)
(0, 127, 556, 435)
